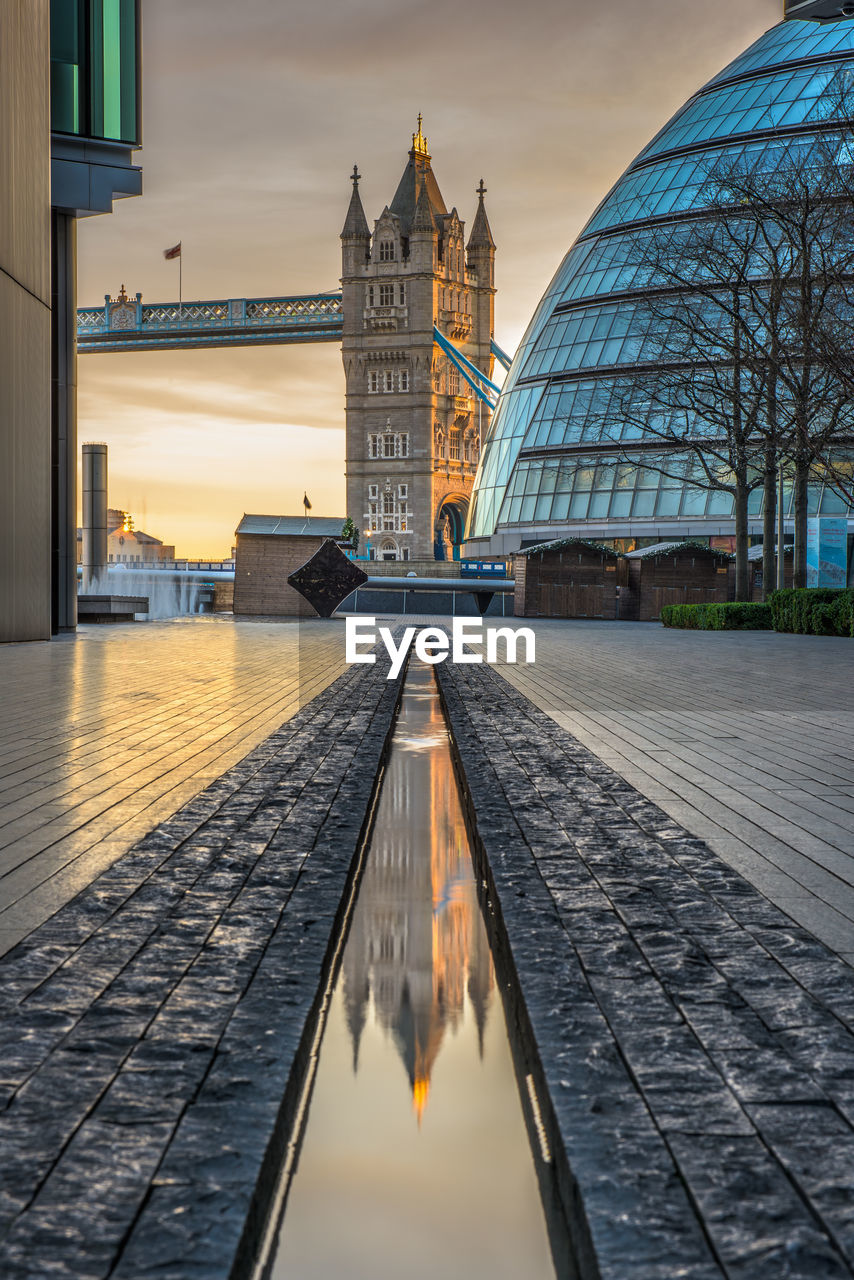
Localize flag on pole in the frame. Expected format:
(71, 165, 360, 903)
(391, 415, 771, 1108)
(303, 493, 312, 512)
(163, 242, 182, 260)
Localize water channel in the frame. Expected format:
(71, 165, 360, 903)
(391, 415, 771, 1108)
(259, 662, 564, 1279)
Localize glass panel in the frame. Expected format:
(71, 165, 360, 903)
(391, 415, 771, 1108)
(631, 489, 656, 517)
(50, 0, 84, 134)
(820, 486, 848, 515)
(52, 0, 139, 143)
(708, 490, 733, 516)
(551, 493, 571, 522)
(680, 487, 707, 517)
(609, 490, 632, 518)
(568, 490, 591, 518)
(655, 488, 681, 517)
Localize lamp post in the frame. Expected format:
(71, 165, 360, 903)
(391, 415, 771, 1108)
(776, 459, 786, 591)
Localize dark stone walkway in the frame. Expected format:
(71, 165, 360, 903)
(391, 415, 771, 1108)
(437, 660, 854, 1280)
(0, 657, 402, 1280)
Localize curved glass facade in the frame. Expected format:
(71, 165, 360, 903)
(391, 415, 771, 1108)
(468, 16, 854, 549)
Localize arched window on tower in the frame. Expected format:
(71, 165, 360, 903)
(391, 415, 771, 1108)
(379, 240, 395, 262)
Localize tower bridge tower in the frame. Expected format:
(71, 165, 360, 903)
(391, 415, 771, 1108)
(341, 119, 496, 561)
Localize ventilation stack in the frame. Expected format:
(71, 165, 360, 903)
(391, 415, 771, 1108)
(81, 443, 108, 593)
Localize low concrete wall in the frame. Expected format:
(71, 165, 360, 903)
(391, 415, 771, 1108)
(338, 587, 511, 617)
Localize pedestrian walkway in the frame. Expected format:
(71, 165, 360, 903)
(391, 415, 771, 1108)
(0, 654, 402, 1280)
(0, 617, 346, 958)
(439, 656, 854, 1280)
(500, 620, 854, 962)
(1, 616, 852, 1278)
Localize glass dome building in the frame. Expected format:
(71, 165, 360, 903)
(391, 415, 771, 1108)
(466, 3, 854, 555)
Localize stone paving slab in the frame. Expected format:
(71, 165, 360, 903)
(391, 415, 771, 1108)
(498, 621, 854, 963)
(0, 654, 402, 1280)
(0, 618, 347, 957)
(437, 658, 854, 1280)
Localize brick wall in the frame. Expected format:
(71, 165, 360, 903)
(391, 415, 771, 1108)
(233, 534, 326, 616)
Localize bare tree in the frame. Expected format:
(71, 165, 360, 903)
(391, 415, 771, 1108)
(598, 213, 776, 599)
(713, 138, 854, 586)
(596, 116, 854, 594)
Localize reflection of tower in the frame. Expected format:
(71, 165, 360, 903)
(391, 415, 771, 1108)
(341, 119, 496, 562)
(468, 897, 494, 1059)
(340, 675, 494, 1123)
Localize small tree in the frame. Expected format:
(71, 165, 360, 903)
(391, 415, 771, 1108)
(341, 515, 359, 552)
(599, 213, 775, 599)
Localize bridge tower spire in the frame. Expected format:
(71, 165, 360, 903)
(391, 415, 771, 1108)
(340, 122, 496, 562)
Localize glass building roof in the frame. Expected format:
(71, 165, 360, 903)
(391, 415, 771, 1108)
(467, 16, 854, 545)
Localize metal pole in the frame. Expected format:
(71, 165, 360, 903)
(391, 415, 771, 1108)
(776, 459, 785, 592)
(52, 212, 78, 632)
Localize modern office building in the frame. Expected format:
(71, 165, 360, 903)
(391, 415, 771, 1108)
(466, 1, 854, 558)
(50, 0, 142, 631)
(342, 121, 496, 561)
(1, 3, 51, 643)
(0, 0, 141, 642)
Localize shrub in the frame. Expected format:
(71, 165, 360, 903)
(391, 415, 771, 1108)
(660, 602, 773, 631)
(768, 588, 854, 637)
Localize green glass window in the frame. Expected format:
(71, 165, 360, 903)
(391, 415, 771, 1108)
(51, 0, 139, 145)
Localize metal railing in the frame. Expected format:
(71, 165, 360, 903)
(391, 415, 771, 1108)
(78, 293, 344, 352)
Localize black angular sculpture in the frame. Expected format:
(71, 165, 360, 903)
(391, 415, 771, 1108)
(287, 538, 368, 617)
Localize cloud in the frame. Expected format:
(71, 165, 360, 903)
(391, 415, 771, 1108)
(77, 0, 783, 555)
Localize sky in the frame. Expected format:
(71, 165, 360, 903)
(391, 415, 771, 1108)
(77, 0, 782, 558)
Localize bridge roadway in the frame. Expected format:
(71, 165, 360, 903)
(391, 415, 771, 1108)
(76, 292, 344, 353)
(76, 292, 517, 369)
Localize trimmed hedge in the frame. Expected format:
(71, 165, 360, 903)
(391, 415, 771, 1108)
(768, 588, 854, 637)
(660, 602, 773, 631)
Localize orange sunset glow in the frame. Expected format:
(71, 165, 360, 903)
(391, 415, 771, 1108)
(76, 0, 781, 558)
